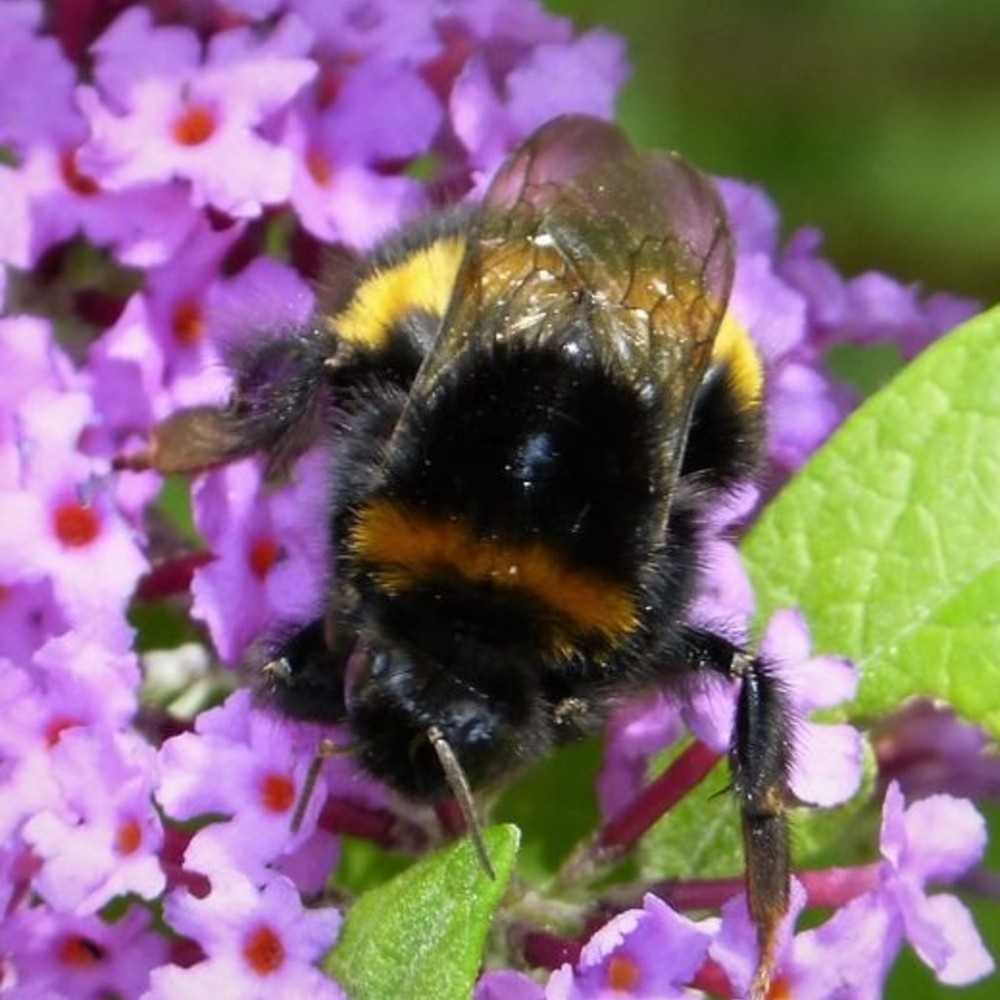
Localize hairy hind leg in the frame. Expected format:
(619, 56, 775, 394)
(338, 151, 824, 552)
(678, 626, 793, 998)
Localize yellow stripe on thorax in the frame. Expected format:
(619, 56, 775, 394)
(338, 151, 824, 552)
(712, 312, 764, 410)
(349, 499, 638, 656)
(327, 236, 466, 352)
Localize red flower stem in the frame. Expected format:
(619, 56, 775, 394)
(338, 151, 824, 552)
(646, 862, 881, 914)
(648, 876, 746, 912)
(798, 863, 880, 907)
(318, 798, 428, 853)
(135, 551, 214, 601)
(596, 740, 722, 857)
(50, 0, 101, 62)
(691, 957, 737, 997)
(520, 929, 583, 970)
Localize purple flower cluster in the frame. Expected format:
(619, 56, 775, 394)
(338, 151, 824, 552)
(479, 784, 993, 1000)
(0, 2, 989, 999)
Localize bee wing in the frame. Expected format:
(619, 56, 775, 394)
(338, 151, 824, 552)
(415, 115, 734, 423)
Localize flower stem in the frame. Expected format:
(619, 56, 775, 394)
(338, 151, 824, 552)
(135, 551, 214, 601)
(597, 740, 722, 856)
(318, 798, 428, 854)
(553, 740, 722, 891)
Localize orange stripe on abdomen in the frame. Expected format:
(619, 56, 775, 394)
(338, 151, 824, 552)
(348, 499, 638, 653)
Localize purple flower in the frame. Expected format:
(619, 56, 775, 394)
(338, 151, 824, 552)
(286, 132, 425, 247)
(718, 179, 979, 484)
(0, 7, 202, 270)
(709, 879, 808, 998)
(20, 144, 201, 268)
(146, 870, 343, 999)
(208, 254, 316, 351)
(0, 904, 170, 1000)
(87, 294, 167, 454)
(778, 226, 978, 361)
(0, 387, 147, 637)
(767, 357, 853, 476)
(139, 220, 245, 407)
(874, 698, 1000, 801)
(874, 783, 992, 984)
(597, 693, 685, 819)
(78, 10, 316, 218)
(89, 251, 315, 456)
(0, 579, 67, 668)
(712, 784, 993, 997)
(452, 29, 626, 181)
(281, 60, 441, 245)
(157, 690, 340, 891)
(0, 315, 80, 437)
(210, 0, 287, 21)
(31, 630, 139, 731)
(684, 609, 863, 811)
(0, 1, 79, 152)
(476, 969, 546, 1000)
(0, 658, 67, 844)
(761, 609, 863, 807)
(22, 728, 164, 913)
(189, 449, 330, 665)
(716, 182, 846, 481)
(0, 165, 33, 271)
(0, 634, 139, 776)
(688, 482, 760, 628)
(291, 0, 443, 62)
(547, 894, 716, 1000)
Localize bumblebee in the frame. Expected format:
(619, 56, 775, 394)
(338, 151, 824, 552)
(132, 116, 792, 995)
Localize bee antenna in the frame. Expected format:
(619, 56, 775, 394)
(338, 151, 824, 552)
(427, 725, 495, 880)
(290, 738, 339, 834)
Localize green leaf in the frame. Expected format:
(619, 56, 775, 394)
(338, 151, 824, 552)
(333, 837, 413, 896)
(324, 825, 519, 1000)
(638, 754, 742, 883)
(743, 307, 1000, 734)
(640, 740, 881, 885)
(494, 738, 602, 883)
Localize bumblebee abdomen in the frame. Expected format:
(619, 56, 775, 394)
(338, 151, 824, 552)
(344, 340, 673, 657)
(387, 341, 667, 569)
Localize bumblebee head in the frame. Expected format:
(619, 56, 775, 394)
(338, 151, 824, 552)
(347, 641, 549, 804)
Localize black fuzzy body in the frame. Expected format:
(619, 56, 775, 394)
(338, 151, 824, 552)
(141, 117, 793, 981)
(324, 323, 747, 799)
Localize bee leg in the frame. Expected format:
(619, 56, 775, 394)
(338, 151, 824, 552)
(115, 330, 335, 477)
(679, 627, 792, 998)
(261, 617, 352, 725)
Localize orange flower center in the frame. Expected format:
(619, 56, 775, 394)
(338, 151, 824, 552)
(248, 537, 281, 580)
(305, 149, 333, 187)
(58, 935, 105, 967)
(53, 502, 100, 548)
(606, 954, 641, 991)
(172, 103, 217, 146)
(44, 716, 81, 747)
(172, 298, 205, 345)
(114, 817, 143, 856)
(243, 924, 285, 975)
(259, 772, 296, 814)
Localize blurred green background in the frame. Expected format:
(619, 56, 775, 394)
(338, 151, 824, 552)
(550, 0, 1000, 305)
(547, 1, 999, 997)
